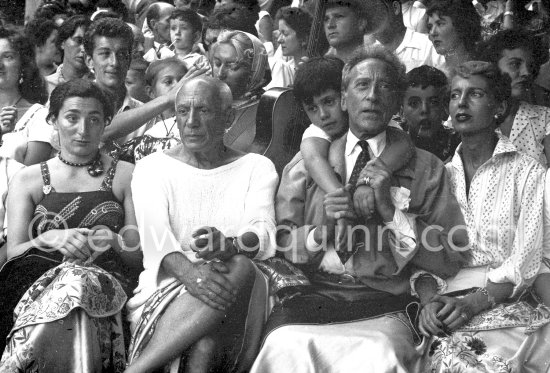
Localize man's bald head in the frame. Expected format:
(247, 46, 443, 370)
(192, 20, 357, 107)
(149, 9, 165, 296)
(175, 76, 235, 151)
(176, 76, 233, 111)
(146, 2, 175, 29)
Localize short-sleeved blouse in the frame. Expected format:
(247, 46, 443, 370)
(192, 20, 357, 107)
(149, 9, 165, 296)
(0, 104, 53, 163)
(504, 101, 550, 166)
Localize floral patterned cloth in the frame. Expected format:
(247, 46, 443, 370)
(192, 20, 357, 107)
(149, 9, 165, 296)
(422, 293, 550, 372)
(0, 262, 127, 372)
(133, 135, 181, 162)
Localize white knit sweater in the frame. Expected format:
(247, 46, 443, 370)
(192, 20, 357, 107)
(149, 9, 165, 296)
(128, 151, 278, 310)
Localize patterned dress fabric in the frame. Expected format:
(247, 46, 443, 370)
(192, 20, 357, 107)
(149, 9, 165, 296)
(502, 102, 550, 167)
(0, 159, 130, 372)
(421, 136, 550, 373)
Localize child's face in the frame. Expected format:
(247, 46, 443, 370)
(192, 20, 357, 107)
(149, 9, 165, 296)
(170, 19, 197, 51)
(125, 69, 149, 103)
(402, 85, 447, 137)
(303, 89, 347, 138)
(151, 64, 188, 98)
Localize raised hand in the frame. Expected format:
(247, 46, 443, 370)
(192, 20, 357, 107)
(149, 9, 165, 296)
(359, 158, 395, 222)
(0, 106, 17, 134)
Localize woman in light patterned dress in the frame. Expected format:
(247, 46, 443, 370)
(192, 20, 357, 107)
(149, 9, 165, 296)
(479, 29, 550, 166)
(415, 62, 550, 373)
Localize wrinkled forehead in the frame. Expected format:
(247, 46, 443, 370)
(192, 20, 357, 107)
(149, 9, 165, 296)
(349, 59, 394, 83)
(176, 80, 222, 106)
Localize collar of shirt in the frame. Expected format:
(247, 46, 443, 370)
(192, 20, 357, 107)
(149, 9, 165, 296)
(344, 129, 387, 183)
(451, 133, 518, 171)
(117, 93, 141, 115)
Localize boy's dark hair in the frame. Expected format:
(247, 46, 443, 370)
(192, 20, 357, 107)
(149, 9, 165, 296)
(84, 17, 133, 57)
(275, 6, 313, 43)
(406, 65, 447, 90)
(169, 8, 203, 35)
(56, 15, 91, 49)
(25, 18, 58, 48)
(293, 56, 345, 105)
(477, 29, 549, 77)
(325, 0, 367, 18)
(205, 4, 257, 36)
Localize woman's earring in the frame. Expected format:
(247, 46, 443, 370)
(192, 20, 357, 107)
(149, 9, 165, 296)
(494, 113, 503, 122)
(18, 73, 23, 85)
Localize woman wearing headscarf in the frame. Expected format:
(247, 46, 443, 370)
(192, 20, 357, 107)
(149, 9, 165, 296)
(209, 30, 271, 152)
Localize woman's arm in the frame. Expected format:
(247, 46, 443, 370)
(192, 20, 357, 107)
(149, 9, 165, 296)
(7, 166, 46, 259)
(485, 161, 545, 296)
(431, 281, 514, 332)
(102, 95, 172, 142)
(102, 65, 209, 142)
(23, 141, 52, 166)
(100, 160, 142, 268)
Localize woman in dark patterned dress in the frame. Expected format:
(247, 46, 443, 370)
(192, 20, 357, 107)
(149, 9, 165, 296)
(0, 79, 141, 372)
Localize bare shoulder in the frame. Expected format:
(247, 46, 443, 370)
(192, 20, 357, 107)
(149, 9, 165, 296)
(112, 159, 135, 192)
(11, 163, 45, 202)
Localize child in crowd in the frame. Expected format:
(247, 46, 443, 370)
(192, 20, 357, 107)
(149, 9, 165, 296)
(125, 57, 150, 103)
(401, 65, 460, 161)
(134, 57, 188, 161)
(294, 57, 415, 226)
(169, 8, 211, 72)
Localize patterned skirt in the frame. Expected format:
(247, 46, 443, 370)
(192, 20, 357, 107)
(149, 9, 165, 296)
(0, 261, 127, 372)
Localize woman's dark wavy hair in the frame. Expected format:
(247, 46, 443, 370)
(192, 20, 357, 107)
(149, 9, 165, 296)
(56, 15, 91, 50)
(0, 27, 47, 104)
(427, 0, 482, 52)
(47, 79, 115, 125)
(477, 29, 549, 78)
(275, 6, 313, 43)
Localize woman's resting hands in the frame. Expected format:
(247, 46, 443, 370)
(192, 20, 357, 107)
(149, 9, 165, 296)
(36, 228, 118, 262)
(419, 295, 475, 337)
